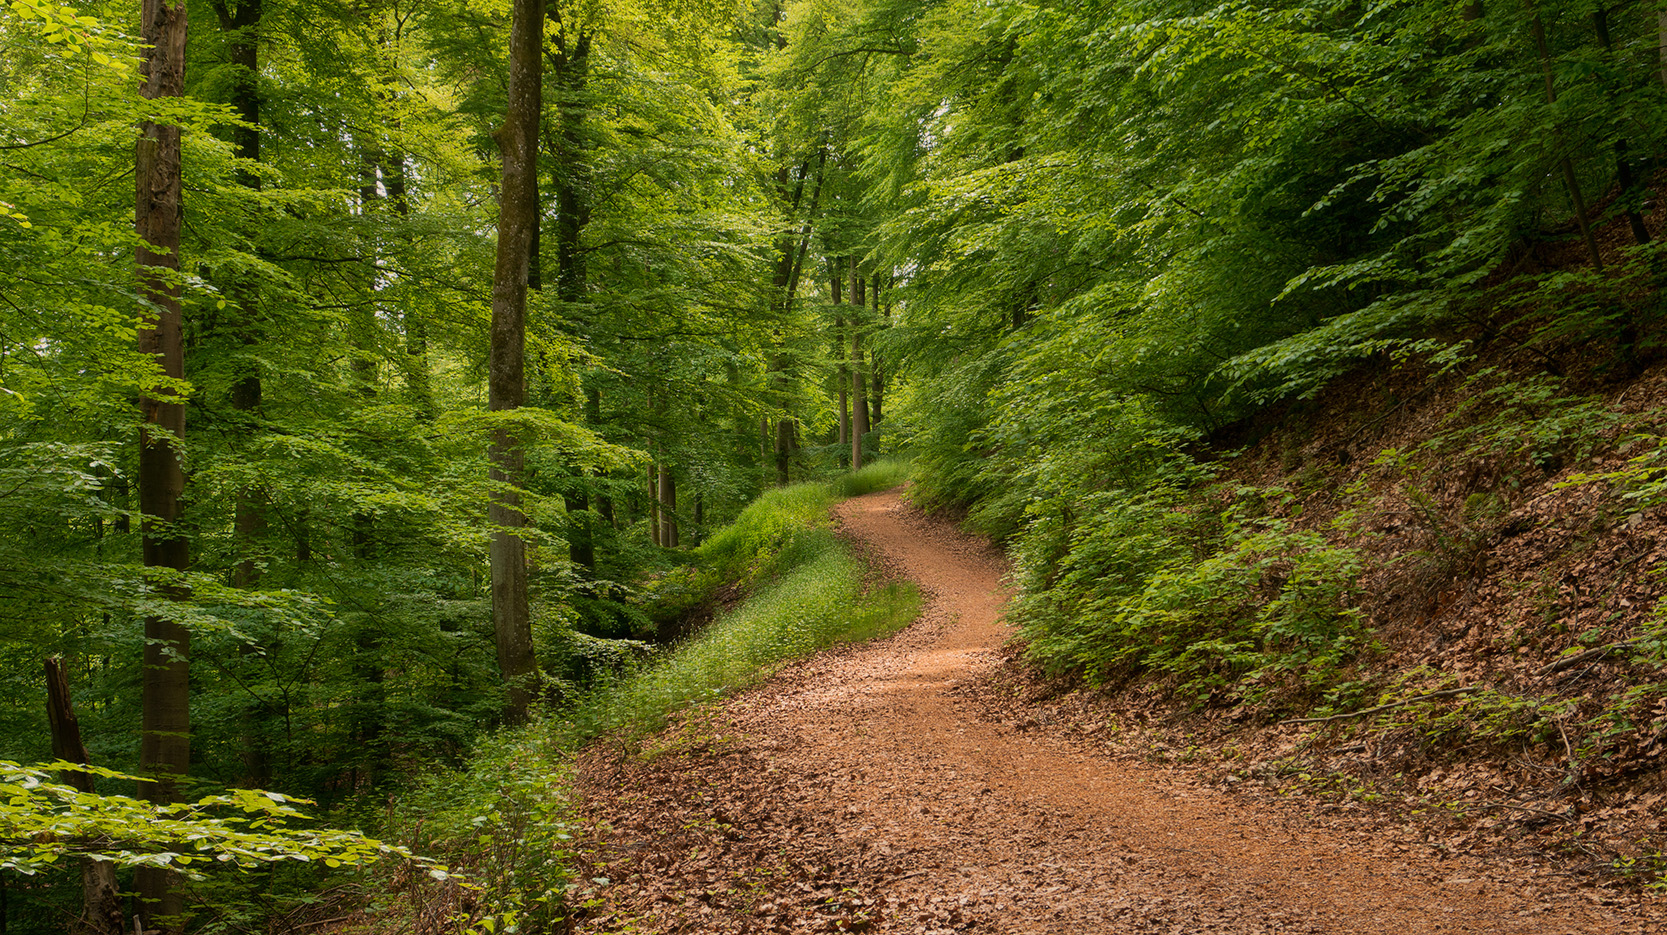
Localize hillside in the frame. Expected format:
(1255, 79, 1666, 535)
(974, 348, 1667, 890)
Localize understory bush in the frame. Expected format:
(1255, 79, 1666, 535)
(1016, 486, 1368, 704)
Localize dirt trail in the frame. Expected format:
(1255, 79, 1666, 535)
(577, 489, 1663, 934)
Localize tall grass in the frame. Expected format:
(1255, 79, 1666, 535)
(553, 531, 918, 746)
(555, 461, 918, 745)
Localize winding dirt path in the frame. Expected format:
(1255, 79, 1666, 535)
(576, 489, 1662, 934)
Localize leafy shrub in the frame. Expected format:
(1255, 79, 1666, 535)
(1017, 486, 1368, 703)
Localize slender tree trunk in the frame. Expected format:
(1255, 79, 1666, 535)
(869, 275, 883, 436)
(209, 0, 276, 791)
(1590, 9, 1651, 247)
(45, 660, 122, 935)
(775, 410, 794, 485)
(849, 259, 868, 470)
(586, 387, 615, 530)
(488, 0, 543, 724)
(648, 461, 661, 545)
(1659, 11, 1667, 90)
(832, 266, 848, 465)
(135, 0, 189, 928)
(658, 465, 677, 547)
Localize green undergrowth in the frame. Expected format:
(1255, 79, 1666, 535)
(1013, 483, 1371, 708)
(385, 461, 919, 931)
(645, 457, 913, 626)
(551, 527, 920, 748)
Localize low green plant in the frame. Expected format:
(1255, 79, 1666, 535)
(1017, 484, 1368, 702)
(1, 761, 426, 876)
(1437, 369, 1625, 472)
(395, 727, 583, 934)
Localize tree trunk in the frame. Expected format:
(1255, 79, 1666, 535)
(135, 0, 190, 927)
(549, 16, 592, 309)
(488, 0, 543, 725)
(849, 259, 868, 471)
(1589, 9, 1651, 247)
(775, 412, 794, 485)
(691, 490, 703, 546)
(833, 267, 848, 466)
(1659, 11, 1667, 90)
(45, 660, 122, 935)
(649, 461, 661, 546)
(658, 464, 677, 547)
(869, 275, 883, 436)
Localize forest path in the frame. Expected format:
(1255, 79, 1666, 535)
(576, 488, 1660, 934)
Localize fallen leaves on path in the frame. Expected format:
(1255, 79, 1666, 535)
(572, 490, 1663, 934)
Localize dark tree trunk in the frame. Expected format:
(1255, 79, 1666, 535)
(565, 490, 595, 571)
(1589, 9, 1651, 248)
(136, 0, 189, 927)
(45, 660, 122, 935)
(691, 490, 703, 546)
(488, 0, 544, 725)
(869, 275, 883, 435)
(833, 267, 848, 466)
(549, 16, 592, 308)
(775, 407, 794, 485)
(849, 259, 868, 470)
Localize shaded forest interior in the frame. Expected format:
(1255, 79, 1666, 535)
(9, 0, 1667, 930)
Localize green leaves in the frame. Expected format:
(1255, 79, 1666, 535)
(0, 761, 432, 878)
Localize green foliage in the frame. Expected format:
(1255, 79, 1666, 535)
(0, 762, 422, 877)
(1016, 486, 1369, 703)
(1438, 369, 1626, 471)
(395, 729, 583, 934)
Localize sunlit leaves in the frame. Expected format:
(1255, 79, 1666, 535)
(0, 761, 433, 878)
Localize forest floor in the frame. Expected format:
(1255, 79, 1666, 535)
(571, 488, 1665, 934)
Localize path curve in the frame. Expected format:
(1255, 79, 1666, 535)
(578, 488, 1661, 934)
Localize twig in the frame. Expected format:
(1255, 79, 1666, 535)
(1535, 639, 1641, 677)
(1280, 686, 1484, 725)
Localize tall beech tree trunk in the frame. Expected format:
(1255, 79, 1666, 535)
(648, 461, 661, 545)
(849, 259, 868, 470)
(488, 0, 543, 725)
(45, 660, 122, 935)
(210, 0, 275, 789)
(135, 0, 189, 927)
(869, 275, 883, 438)
(833, 266, 848, 466)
